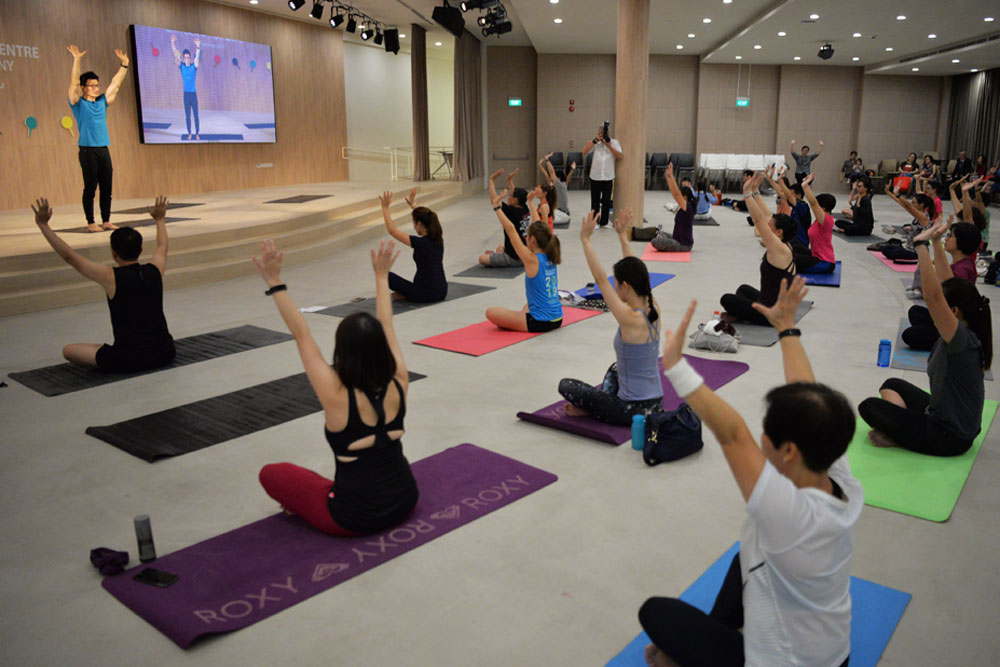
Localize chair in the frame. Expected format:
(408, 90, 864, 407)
(648, 153, 669, 189)
(765, 154, 786, 173)
(583, 152, 594, 188)
(870, 159, 897, 193)
(723, 154, 748, 192)
(745, 154, 766, 172)
(704, 153, 728, 189)
(697, 153, 713, 182)
(644, 152, 651, 189)
(671, 153, 696, 183)
(566, 151, 584, 189)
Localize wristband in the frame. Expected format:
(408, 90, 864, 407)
(120, 64, 128, 68)
(778, 328, 801, 339)
(913, 240, 929, 247)
(493, 205, 502, 211)
(264, 283, 287, 296)
(662, 358, 704, 398)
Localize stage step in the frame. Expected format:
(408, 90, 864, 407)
(0, 182, 465, 316)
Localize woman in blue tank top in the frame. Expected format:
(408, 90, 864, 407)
(559, 209, 664, 424)
(485, 188, 563, 333)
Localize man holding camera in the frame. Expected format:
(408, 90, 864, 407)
(583, 121, 623, 227)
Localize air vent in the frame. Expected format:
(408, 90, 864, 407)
(898, 32, 1000, 64)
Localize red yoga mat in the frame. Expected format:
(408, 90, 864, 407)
(870, 251, 917, 273)
(413, 306, 604, 356)
(641, 244, 692, 262)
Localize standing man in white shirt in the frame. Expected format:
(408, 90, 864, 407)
(582, 121, 623, 227)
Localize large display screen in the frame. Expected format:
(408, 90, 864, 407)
(129, 25, 276, 144)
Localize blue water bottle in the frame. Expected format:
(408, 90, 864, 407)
(877, 339, 891, 367)
(631, 414, 646, 451)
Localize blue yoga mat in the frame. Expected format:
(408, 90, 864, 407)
(605, 542, 911, 667)
(804, 261, 842, 287)
(889, 318, 993, 380)
(574, 272, 674, 299)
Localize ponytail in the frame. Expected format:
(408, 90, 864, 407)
(412, 207, 443, 247)
(528, 221, 561, 264)
(612, 256, 658, 323)
(942, 279, 993, 370)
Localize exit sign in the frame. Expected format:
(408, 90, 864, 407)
(736, 97, 750, 108)
(508, 97, 522, 107)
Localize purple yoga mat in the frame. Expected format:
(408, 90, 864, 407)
(102, 444, 557, 648)
(516, 355, 750, 445)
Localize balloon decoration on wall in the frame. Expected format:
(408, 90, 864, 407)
(61, 116, 75, 137)
(152, 46, 160, 57)
(214, 54, 221, 66)
(25, 116, 38, 138)
(232, 57, 240, 69)
(250, 60, 256, 72)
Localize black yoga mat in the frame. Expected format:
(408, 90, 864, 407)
(113, 203, 203, 214)
(692, 217, 720, 226)
(313, 282, 494, 318)
(60, 217, 198, 233)
(834, 232, 886, 244)
(264, 194, 332, 204)
(85, 371, 426, 462)
(8, 325, 292, 397)
(453, 264, 524, 279)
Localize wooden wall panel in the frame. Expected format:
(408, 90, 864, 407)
(0, 0, 348, 212)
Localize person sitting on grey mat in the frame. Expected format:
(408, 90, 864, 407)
(651, 163, 696, 252)
(833, 177, 874, 236)
(254, 239, 418, 536)
(479, 168, 530, 268)
(539, 152, 573, 226)
(378, 189, 447, 303)
(32, 196, 175, 372)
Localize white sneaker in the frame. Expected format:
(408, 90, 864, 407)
(905, 289, 923, 300)
(664, 202, 678, 212)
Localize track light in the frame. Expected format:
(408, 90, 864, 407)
(288, 0, 305, 9)
(360, 23, 373, 40)
(478, 14, 488, 26)
(460, 0, 481, 9)
(482, 18, 511, 36)
(346, 15, 357, 33)
(374, 29, 384, 45)
(330, 11, 345, 28)
(384, 28, 400, 54)
(817, 43, 834, 60)
(309, 1, 324, 20)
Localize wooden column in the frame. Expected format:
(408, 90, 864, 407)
(411, 25, 431, 181)
(614, 0, 650, 227)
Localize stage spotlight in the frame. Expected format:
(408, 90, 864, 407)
(384, 28, 401, 54)
(360, 24, 373, 40)
(460, 0, 482, 10)
(288, 0, 306, 9)
(330, 11, 345, 28)
(478, 14, 488, 26)
(433, 1, 466, 38)
(346, 15, 357, 33)
(374, 29, 384, 45)
(483, 18, 512, 36)
(817, 43, 834, 60)
(309, 1, 324, 20)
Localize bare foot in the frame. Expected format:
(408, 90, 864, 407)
(194, 134, 200, 141)
(280, 505, 296, 516)
(644, 644, 676, 667)
(719, 311, 739, 324)
(101, 222, 119, 230)
(867, 430, 898, 448)
(391, 292, 405, 301)
(563, 403, 589, 417)
(87, 223, 103, 233)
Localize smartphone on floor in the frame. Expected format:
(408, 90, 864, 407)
(133, 567, 179, 588)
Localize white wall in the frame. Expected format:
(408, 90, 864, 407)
(426, 53, 454, 151)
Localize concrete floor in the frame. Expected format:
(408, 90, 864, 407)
(1, 186, 998, 665)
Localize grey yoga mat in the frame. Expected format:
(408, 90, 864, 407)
(84, 371, 426, 462)
(8, 325, 292, 397)
(731, 301, 814, 347)
(312, 282, 494, 318)
(834, 232, 885, 244)
(453, 263, 525, 279)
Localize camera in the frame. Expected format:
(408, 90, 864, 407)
(595, 120, 609, 143)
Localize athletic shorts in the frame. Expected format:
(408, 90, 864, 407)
(95, 341, 176, 373)
(525, 313, 562, 333)
(489, 251, 523, 268)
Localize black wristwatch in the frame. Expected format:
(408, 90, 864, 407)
(913, 240, 930, 247)
(778, 328, 801, 339)
(493, 205, 502, 211)
(265, 283, 287, 296)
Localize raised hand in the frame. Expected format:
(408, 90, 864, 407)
(31, 198, 53, 226)
(114, 49, 129, 65)
(147, 195, 168, 221)
(803, 172, 815, 186)
(962, 176, 983, 192)
(370, 240, 399, 277)
(194, 38, 201, 48)
(570, 161, 577, 170)
(665, 162, 674, 179)
(544, 152, 553, 161)
(819, 140, 825, 148)
(742, 173, 756, 195)
(378, 190, 393, 209)
(752, 276, 808, 330)
(251, 240, 284, 287)
(662, 300, 697, 370)
(931, 215, 954, 240)
(580, 210, 598, 240)
(613, 207, 634, 236)
(404, 187, 416, 208)
(171, 35, 177, 43)
(490, 188, 508, 208)
(913, 220, 945, 243)
(490, 168, 505, 181)
(507, 167, 520, 181)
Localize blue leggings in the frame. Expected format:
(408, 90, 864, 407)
(184, 92, 200, 135)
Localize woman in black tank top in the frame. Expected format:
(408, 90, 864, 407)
(254, 239, 418, 536)
(720, 172, 799, 327)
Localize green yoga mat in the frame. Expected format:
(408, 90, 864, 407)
(847, 400, 998, 522)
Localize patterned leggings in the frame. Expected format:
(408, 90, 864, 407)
(558, 363, 663, 426)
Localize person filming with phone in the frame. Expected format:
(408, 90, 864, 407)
(583, 121, 623, 228)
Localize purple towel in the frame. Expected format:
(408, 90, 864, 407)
(102, 444, 557, 648)
(516, 355, 750, 445)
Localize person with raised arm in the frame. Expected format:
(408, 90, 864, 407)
(67, 44, 130, 232)
(956, 176, 987, 239)
(582, 122, 623, 227)
(833, 177, 873, 236)
(378, 190, 446, 303)
(33, 196, 175, 371)
(640, 276, 861, 667)
(484, 188, 562, 332)
(527, 183, 557, 232)
(719, 173, 798, 326)
(479, 168, 530, 268)
(539, 152, 574, 226)
(557, 209, 663, 424)
(858, 220, 991, 456)
(789, 139, 823, 183)
(766, 167, 810, 247)
(170, 34, 202, 141)
(651, 164, 696, 252)
(794, 173, 837, 274)
(255, 240, 419, 535)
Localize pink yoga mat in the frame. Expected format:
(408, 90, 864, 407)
(101, 444, 557, 648)
(517, 355, 750, 445)
(413, 306, 604, 356)
(870, 251, 917, 273)
(641, 245, 691, 262)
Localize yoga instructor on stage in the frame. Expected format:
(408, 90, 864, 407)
(67, 44, 130, 233)
(582, 120, 623, 228)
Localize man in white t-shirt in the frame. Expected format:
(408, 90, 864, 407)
(639, 277, 863, 667)
(582, 122, 623, 227)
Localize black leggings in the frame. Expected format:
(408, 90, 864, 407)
(858, 378, 974, 456)
(558, 363, 662, 426)
(640, 553, 848, 667)
(184, 91, 200, 135)
(834, 218, 873, 236)
(590, 179, 614, 227)
(720, 284, 770, 327)
(901, 305, 938, 350)
(78, 146, 113, 224)
(794, 253, 836, 273)
(388, 272, 447, 303)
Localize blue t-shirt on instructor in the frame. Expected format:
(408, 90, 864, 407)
(69, 94, 110, 147)
(180, 63, 198, 93)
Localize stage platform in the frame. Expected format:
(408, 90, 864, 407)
(0, 180, 465, 317)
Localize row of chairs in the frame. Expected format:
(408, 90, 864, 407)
(542, 151, 698, 191)
(697, 154, 788, 192)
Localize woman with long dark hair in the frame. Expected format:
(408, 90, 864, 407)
(651, 163, 696, 252)
(253, 240, 418, 535)
(558, 208, 663, 425)
(379, 190, 446, 303)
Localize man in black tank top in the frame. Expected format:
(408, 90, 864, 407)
(33, 196, 175, 372)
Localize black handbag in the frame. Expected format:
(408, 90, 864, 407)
(642, 403, 704, 466)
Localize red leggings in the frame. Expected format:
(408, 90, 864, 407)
(258, 463, 358, 536)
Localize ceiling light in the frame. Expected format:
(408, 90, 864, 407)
(346, 15, 357, 33)
(852, 56, 859, 61)
(852, 32, 861, 38)
(703, 18, 712, 24)
(912, 67, 919, 71)
(809, 14, 819, 20)
(985, 17, 995, 22)
(250, 0, 259, 4)
(288, 0, 305, 9)
(688, 33, 696, 38)
(435, 41, 443, 46)
(927, 34, 937, 38)
(793, 56, 801, 61)
(554, 18, 562, 24)
(723, 0, 732, 3)
(952, 59, 960, 63)
(734, 56, 742, 60)
(754, 44, 762, 50)
(330, 12, 345, 27)
(309, 1, 324, 20)
(676, 44, 683, 50)
(885, 47, 893, 52)
(778, 31, 786, 37)
(972, 68, 979, 72)
(550, 0, 558, 3)
(896, 15, 906, 21)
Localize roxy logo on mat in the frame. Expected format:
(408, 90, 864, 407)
(430, 505, 461, 520)
(193, 577, 298, 624)
(312, 563, 350, 581)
